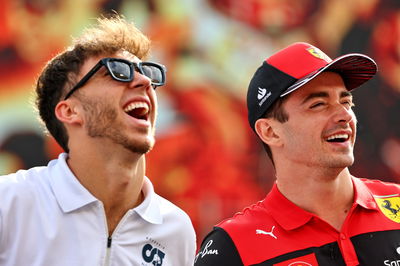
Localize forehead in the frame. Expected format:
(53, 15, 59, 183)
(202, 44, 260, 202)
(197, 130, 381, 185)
(88, 49, 140, 64)
(115, 49, 141, 63)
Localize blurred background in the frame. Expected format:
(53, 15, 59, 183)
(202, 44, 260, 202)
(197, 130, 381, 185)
(0, 0, 399, 245)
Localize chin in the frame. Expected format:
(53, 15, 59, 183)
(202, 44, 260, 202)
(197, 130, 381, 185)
(327, 155, 354, 168)
(126, 142, 153, 154)
(119, 136, 155, 154)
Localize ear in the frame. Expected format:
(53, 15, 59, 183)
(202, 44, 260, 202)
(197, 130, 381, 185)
(254, 118, 283, 147)
(54, 100, 83, 126)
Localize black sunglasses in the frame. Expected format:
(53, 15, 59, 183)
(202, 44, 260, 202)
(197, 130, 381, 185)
(64, 57, 166, 100)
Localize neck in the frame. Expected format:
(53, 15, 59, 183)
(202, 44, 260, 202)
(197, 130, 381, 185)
(275, 165, 354, 230)
(67, 142, 146, 234)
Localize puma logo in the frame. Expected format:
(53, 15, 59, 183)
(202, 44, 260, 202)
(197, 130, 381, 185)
(256, 226, 277, 239)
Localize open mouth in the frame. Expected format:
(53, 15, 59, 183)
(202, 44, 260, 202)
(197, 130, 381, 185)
(326, 134, 350, 143)
(124, 102, 150, 120)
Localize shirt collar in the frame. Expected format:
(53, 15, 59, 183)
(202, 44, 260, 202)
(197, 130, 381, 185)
(49, 153, 163, 224)
(133, 176, 163, 224)
(263, 176, 379, 231)
(263, 183, 313, 231)
(351, 176, 379, 210)
(49, 153, 98, 213)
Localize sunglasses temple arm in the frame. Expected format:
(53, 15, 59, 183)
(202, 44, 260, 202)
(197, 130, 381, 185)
(64, 62, 104, 99)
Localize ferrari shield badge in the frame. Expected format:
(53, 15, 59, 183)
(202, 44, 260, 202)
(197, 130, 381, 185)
(375, 195, 400, 223)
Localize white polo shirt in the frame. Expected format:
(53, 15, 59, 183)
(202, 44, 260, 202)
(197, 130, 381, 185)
(0, 153, 196, 266)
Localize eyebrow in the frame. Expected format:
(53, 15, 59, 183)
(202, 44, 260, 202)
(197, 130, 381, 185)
(301, 90, 353, 105)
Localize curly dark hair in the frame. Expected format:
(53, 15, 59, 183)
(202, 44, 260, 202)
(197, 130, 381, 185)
(35, 15, 151, 152)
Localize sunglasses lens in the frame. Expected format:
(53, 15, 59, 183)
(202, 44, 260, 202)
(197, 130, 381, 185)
(108, 61, 132, 81)
(142, 65, 164, 84)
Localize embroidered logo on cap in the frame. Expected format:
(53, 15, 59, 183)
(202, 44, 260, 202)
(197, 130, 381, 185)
(258, 87, 272, 106)
(307, 47, 330, 61)
(375, 195, 400, 223)
(258, 87, 267, 99)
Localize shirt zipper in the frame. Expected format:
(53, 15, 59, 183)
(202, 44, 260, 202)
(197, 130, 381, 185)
(104, 237, 112, 266)
(101, 202, 133, 266)
(100, 200, 113, 266)
(107, 237, 112, 248)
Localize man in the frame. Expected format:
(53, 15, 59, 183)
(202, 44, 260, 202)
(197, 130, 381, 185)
(194, 42, 400, 266)
(0, 16, 196, 266)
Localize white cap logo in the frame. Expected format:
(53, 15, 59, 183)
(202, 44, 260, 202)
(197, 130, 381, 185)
(258, 87, 272, 106)
(258, 87, 267, 100)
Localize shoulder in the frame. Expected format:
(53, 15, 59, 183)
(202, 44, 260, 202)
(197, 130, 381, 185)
(0, 154, 69, 212)
(155, 194, 194, 230)
(0, 154, 66, 197)
(156, 194, 188, 216)
(356, 177, 400, 195)
(140, 177, 196, 239)
(152, 194, 197, 264)
(155, 194, 189, 220)
(143, 176, 194, 228)
(217, 199, 272, 233)
(0, 166, 52, 231)
(0, 166, 49, 201)
(194, 227, 243, 266)
(203, 200, 277, 265)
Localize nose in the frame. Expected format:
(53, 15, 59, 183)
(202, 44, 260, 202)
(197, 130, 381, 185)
(130, 70, 152, 90)
(332, 104, 355, 124)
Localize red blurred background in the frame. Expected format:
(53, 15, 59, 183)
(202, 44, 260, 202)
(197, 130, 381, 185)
(0, 0, 399, 245)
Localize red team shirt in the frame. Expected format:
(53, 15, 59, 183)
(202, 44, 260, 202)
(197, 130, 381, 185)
(194, 177, 400, 266)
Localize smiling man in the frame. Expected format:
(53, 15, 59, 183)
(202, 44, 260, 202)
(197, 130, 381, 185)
(195, 42, 400, 266)
(0, 16, 196, 266)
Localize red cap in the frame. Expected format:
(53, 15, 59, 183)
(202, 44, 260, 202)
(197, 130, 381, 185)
(267, 42, 377, 96)
(247, 42, 378, 131)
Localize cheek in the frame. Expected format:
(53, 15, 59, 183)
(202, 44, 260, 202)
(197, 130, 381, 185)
(350, 119, 357, 141)
(351, 112, 357, 126)
(280, 122, 305, 144)
(282, 118, 322, 146)
(151, 92, 158, 114)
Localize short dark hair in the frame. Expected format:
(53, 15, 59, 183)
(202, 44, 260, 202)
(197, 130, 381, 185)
(35, 48, 85, 153)
(35, 15, 151, 152)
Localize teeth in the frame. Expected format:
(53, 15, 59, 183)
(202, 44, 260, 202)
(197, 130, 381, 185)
(327, 134, 349, 141)
(124, 102, 149, 113)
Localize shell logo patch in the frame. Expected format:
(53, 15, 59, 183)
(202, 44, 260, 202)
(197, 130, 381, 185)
(306, 47, 330, 61)
(375, 195, 400, 223)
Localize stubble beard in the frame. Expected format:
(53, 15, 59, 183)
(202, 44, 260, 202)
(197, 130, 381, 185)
(286, 140, 355, 169)
(312, 144, 355, 169)
(81, 96, 155, 154)
(320, 154, 354, 169)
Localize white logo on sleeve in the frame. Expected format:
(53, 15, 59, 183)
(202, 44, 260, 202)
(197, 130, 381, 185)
(194, 240, 219, 262)
(256, 226, 277, 239)
(258, 87, 267, 99)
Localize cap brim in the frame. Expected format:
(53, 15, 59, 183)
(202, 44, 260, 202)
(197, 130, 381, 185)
(280, 53, 377, 97)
